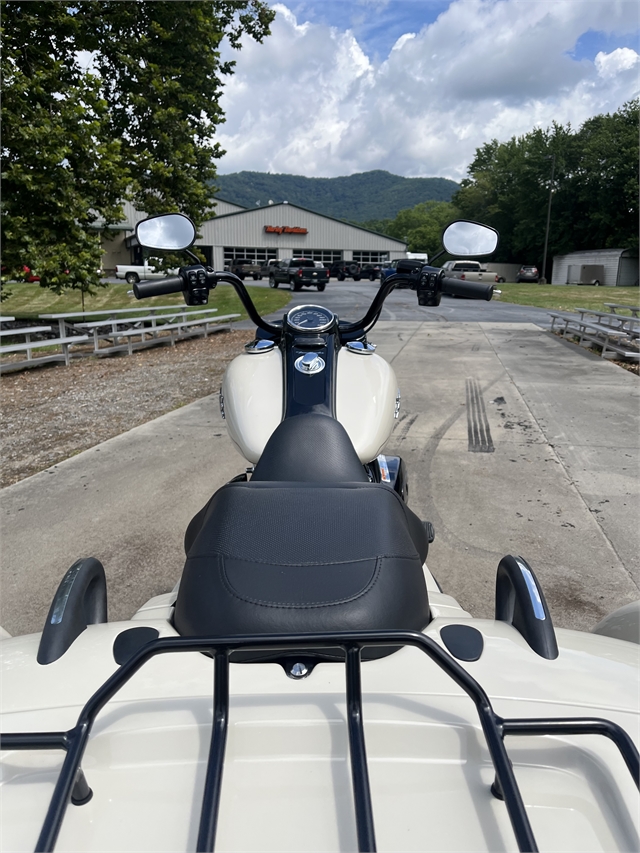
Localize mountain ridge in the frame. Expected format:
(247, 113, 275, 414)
(213, 169, 459, 222)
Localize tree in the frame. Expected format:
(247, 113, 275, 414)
(1, 3, 128, 293)
(362, 201, 460, 256)
(1, 1, 274, 294)
(452, 101, 639, 277)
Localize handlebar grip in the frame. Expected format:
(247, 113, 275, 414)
(441, 277, 494, 301)
(132, 276, 184, 299)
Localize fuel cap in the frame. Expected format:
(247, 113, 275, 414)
(294, 352, 325, 374)
(346, 341, 376, 354)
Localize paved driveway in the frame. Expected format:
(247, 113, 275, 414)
(1, 287, 638, 637)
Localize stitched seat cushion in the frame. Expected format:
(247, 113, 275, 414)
(174, 481, 430, 649)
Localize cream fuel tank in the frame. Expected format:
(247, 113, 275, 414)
(221, 306, 399, 466)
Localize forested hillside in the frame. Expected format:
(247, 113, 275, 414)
(213, 170, 458, 222)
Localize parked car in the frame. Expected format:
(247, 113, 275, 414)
(380, 258, 426, 288)
(516, 265, 540, 283)
(227, 258, 262, 280)
(114, 259, 179, 285)
(259, 259, 279, 279)
(441, 260, 499, 283)
(23, 266, 40, 283)
(0, 265, 41, 283)
(361, 263, 383, 282)
(269, 258, 329, 291)
(329, 260, 361, 281)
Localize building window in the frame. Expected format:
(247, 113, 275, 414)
(353, 251, 390, 264)
(223, 247, 277, 266)
(293, 249, 343, 264)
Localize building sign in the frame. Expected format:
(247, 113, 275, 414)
(264, 226, 308, 235)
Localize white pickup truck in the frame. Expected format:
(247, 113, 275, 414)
(114, 259, 179, 285)
(441, 260, 499, 283)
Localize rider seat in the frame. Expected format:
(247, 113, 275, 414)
(174, 414, 430, 659)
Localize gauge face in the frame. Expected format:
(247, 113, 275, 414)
(286, 305, 335, 332)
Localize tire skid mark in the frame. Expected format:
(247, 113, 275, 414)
(466, 378, 494, 453)
(394, 412, 419, 442)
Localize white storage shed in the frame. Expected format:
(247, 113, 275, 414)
(551, 249, 639, 287)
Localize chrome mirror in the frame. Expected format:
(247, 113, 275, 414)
(442, 220, 498, 257)
(136, 214, 196, 252)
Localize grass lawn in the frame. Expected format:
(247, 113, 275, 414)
(497, 283, 640, 312)
(0, 282, 291, 322)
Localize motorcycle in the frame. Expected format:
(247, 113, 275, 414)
(1, 214, 638, 853)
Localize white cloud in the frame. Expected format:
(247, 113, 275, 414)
(595, 47, 640, 78)
(216, 0, 640, 180)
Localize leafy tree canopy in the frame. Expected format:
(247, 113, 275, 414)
(1, 1, 274, 293)
(360, 201, 460, 256)
(452, 100, 639, 277)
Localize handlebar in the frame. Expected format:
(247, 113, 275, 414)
(132, 277, 184, 299)
(441, 277, 495, 301)
(132, 264, 494, 344)
(132, 268, 281, 337)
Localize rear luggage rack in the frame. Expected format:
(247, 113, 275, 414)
(2, 629, 638, 853)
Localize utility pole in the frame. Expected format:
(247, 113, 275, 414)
(541, 153, 556, 283)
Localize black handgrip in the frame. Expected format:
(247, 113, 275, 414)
(133, 276, 184, 299)
(441, 277, 494, 301)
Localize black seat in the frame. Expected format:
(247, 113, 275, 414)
(251, 412, 370, 483)
(175, 414, 430, 659)
(174, 481, 430, 655)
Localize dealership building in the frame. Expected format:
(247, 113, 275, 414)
(100, 199, 408, 273)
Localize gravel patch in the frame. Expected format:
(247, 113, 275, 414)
(0, 329, 252, 488)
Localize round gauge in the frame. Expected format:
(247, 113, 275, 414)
(286, 305, 335, 332)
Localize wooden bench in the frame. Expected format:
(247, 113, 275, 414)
(548, 311, 639, 361)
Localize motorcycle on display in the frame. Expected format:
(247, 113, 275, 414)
(1, 214, 638, 853)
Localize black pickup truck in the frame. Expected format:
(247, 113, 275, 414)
(269, 258, 329, 291)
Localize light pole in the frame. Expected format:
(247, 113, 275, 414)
(541, 153, 555, 283)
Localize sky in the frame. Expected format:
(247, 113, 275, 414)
(215, 0, 640, 181)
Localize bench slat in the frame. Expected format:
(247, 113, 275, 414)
(0, 335, 89, 355)
(0, 326, 53, 337)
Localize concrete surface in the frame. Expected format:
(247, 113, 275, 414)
(1, 319, 638, 637)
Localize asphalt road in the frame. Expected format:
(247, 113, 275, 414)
(107, 273, 554, 327)
(1, 282, 638, 637)
(240, 277, 555, 327)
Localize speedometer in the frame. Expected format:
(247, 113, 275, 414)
(286, 305, 335, 332)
